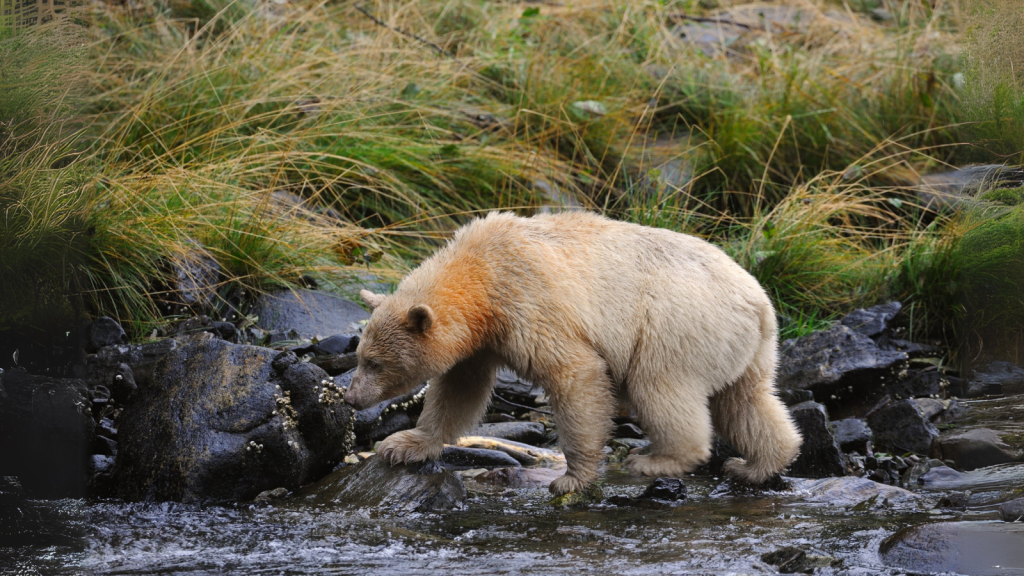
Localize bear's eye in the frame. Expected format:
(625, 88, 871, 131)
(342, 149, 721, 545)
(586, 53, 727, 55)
(364, 358, 381, 371)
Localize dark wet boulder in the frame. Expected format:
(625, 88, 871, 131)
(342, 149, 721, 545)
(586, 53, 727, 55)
(787, 401, 845, 478)
(615, 422, 645, 439)
(469, 421, 546, 444)
(777, 388, 813, 406)
(0, 371, 94, 498)
(251, 289, 369, 340)
(84, 317, 128, 353)
(839, 302, 901, 339)
(115, 336, 354, 502)
(930, 428, 1022, 471)
(291, 333, 359, 357)
(81, 338, 181, 395)
(880, 521, 1024, 575)
(640, 477, 687, 502)
(439, 446, 521, 470)
(777, 324, 907, 414)
(301, 457, 466, 515)
(866, 398, 938, 455)
(831, 417, 872, 454)
(1001, 498, 1024, 522)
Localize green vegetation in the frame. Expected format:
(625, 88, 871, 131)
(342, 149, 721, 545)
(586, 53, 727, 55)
(2, 0, 1024, 366)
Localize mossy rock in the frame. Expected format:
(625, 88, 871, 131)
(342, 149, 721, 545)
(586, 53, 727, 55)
(979, 187, 1024, 206)
(953, 205, 1024, 361)
(548, 484, 604, 507)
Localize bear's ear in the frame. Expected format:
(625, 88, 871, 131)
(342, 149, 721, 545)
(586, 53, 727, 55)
(360, 289, 387, 310)
(407, 304, 435, 333)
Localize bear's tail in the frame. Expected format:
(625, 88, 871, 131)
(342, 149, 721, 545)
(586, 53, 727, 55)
(709, 301, 802, 483)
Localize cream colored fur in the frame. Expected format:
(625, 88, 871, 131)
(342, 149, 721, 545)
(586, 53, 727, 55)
(345, 212, 802, 494)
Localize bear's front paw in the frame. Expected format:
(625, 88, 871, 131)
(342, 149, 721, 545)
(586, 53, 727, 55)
(377, 430, 442, 465)
(549, 473, 590, 496)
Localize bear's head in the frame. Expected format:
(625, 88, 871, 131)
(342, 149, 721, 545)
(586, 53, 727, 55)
(344, 289, 438, 410)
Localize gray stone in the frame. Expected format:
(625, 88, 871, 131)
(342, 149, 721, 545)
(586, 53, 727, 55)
(85, 317, 128, 352)
(439, 446, 521, 470)
(0, 371, 94, 498)
(918, 463, 1024, 493)
(787, 402, 845, 478)
(115, 336, 354, 502)
(470, 422, 546, 445)
(930, 428, 1022, 471)
(913, 397, 945, 420)
(839, 302, 901, 339)
(251, 289, 370, 340)
(615, 422, 644, 439)
(1001, 498, 1024, 522)
(867, 398, 939, 455)
(777, 324, 907, 412)
(303, 457, 466, 515)
(791, 476, 919, 508)
(880, 521, 1024, 575)
(831, 417, 872, 454)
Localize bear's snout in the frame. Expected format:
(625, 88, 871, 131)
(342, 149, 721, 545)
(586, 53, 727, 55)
(344, 375, 378, 410)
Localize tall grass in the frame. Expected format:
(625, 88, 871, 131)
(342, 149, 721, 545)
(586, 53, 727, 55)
(0, 0, 990, 353)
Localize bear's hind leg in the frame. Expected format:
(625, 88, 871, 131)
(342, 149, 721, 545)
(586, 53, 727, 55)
(378, 352, 498, 465)
(625, 375, 713, 478)
(544, 351, 616, 495)
(710, 357, 802, 484)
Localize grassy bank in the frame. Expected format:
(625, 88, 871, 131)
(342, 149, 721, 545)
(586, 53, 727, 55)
(3, 0, 1023, 365)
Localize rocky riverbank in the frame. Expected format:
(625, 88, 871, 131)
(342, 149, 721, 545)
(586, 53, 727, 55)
(2, 294, 1023, 575)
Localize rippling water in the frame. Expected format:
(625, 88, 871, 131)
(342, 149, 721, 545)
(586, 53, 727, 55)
(4, 470, 960, 576)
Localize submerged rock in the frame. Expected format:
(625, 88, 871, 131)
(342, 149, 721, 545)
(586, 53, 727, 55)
(761, 546, 839, 574)
(930, 428, 1022, 471)
(251, 289, 370, 340)
(880, 521, 1024, 575)
(303, 457, 466, 514)
(787, 401, 845, 478)
(866, 398, 938, 455)
(0, 371, 94, 498)
(471, 466, 564, 489)
(115, 336, 354, 502)
(791, 476, 919, 508)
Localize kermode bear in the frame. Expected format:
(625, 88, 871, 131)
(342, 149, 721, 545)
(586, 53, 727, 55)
(344, 212, 802, 495)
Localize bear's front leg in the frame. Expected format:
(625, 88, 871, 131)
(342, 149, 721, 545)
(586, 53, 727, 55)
(378, 352, 498, 466)
(543, 352, 616, 495)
